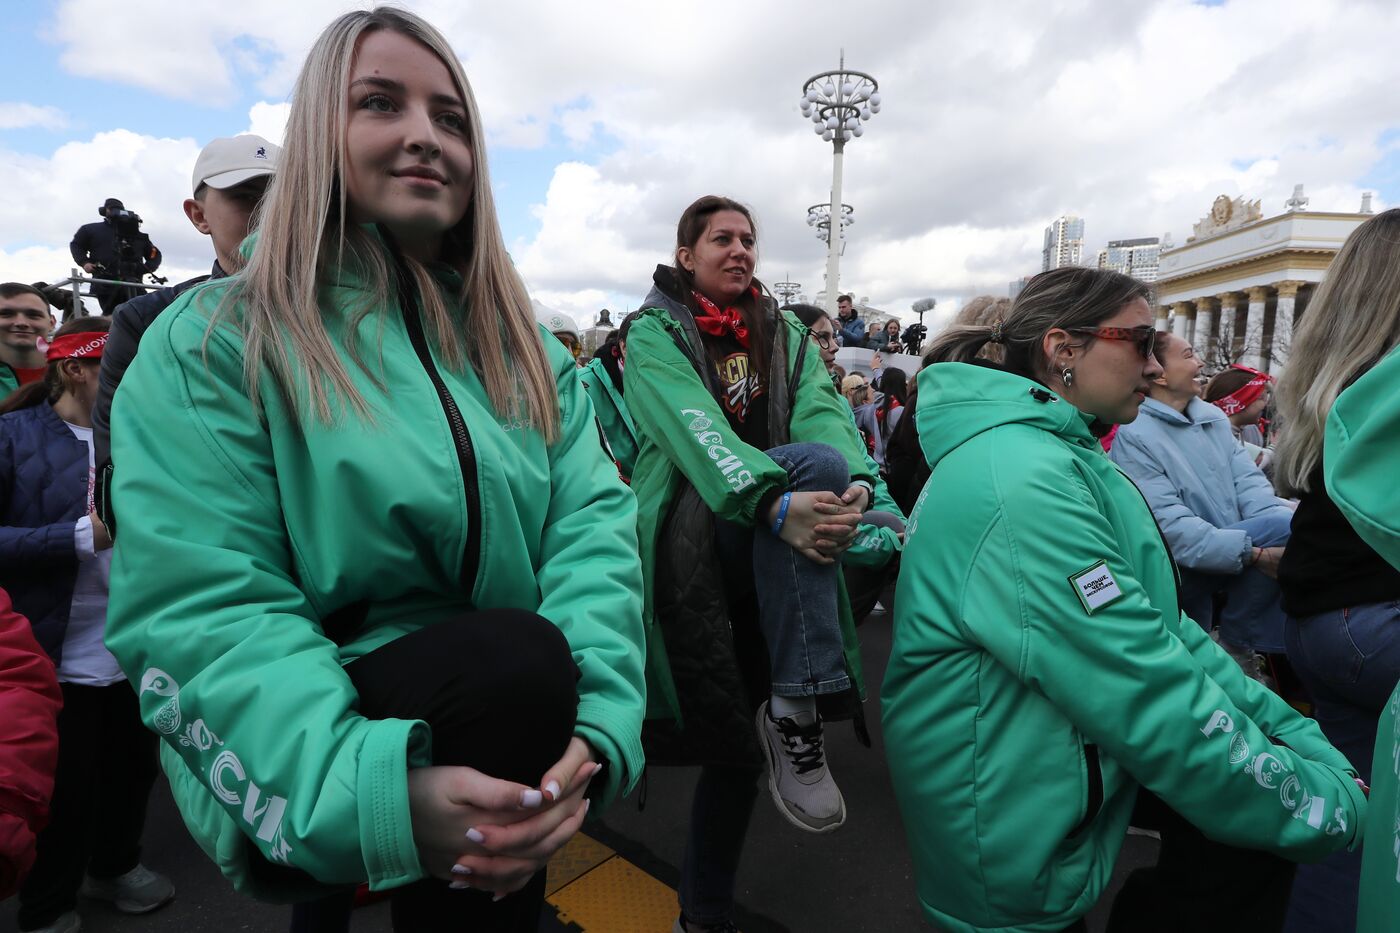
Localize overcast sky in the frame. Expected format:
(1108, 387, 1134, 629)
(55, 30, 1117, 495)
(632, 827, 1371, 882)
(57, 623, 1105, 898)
(2, 0, 1395, 328)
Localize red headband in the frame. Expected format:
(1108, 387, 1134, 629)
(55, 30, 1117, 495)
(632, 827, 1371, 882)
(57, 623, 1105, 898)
(37, 332, 108, 363)
(1212, 364, 1272, 416)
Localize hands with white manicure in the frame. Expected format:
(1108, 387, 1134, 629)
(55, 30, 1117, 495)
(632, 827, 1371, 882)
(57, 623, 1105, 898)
(408, 736, 601, 901)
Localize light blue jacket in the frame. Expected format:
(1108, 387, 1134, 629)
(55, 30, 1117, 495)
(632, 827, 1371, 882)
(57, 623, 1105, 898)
(1109, 397, 1293, 574)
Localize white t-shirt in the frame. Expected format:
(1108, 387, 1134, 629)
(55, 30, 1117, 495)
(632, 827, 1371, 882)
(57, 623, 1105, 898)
(57, 422, 124, 686)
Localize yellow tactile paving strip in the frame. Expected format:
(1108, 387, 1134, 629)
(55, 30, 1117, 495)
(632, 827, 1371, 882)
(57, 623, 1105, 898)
(545, 833, 681, 931)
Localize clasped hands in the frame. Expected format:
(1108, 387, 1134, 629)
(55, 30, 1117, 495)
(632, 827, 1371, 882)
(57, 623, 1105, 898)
(766, 484, 870, 565)
(407, 736, 599, 900)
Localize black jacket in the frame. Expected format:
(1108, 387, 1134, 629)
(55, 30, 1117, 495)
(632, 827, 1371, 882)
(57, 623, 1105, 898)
(92, 266, 221, 538)
(69, 219, 161, 280)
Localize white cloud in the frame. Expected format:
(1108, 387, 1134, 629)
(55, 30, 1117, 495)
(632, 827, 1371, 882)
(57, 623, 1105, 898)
(20, 0, 1400, 317)
(246, 102, 290, 145)
(0, 103, 68, 130)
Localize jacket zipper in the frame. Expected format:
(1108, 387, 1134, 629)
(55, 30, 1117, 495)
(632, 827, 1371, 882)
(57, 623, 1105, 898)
(390, 259, 483, 592)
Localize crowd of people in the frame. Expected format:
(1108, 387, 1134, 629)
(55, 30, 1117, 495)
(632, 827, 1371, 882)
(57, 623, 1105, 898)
(1, 7, 1399, 933)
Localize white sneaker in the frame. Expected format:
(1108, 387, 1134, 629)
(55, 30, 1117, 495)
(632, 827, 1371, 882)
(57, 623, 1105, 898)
(81, 863, 174, 914)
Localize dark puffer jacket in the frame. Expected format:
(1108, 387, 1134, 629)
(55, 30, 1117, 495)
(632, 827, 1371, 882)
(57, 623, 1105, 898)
(0, 403, 89, 662)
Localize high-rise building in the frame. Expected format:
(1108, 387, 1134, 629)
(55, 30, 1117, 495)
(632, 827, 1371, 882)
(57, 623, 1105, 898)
(1096, 237, 1161, 283)
(1042, 215, 1085, 271)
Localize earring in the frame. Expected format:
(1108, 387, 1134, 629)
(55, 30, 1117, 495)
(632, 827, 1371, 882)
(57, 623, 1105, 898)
(1061, 367, 1075, 388)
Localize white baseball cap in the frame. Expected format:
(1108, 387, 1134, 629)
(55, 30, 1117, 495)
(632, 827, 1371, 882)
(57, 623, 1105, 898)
(192, 135, 280, 195)
(533, 301, 579, 339)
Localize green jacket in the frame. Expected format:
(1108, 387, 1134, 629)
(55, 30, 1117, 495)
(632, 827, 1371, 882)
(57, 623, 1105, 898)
(882, 362, 1365, 933)
(1328, 345, 1400, 931)
(105, 252, 646, 900)
(623, 279, 874, 723)
(0, 363, 19, 399)
(578, 356, 639, 481)
(1326, 345, 1400, 569)
(1360, 683, 1400, 932)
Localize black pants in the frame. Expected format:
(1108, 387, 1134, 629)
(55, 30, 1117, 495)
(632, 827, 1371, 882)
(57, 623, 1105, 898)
(92, 281, 141, 315)
(1103, 789, 1296, 932)
(17, 681, 160, 930)
(290, 610, 580, 933)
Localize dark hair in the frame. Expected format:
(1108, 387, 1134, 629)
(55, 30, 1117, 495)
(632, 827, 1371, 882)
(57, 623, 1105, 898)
(838, 294, 853, 304)
(617, 309, 644, 345)
(784, 303, 830, 330)
(0, 282, 51, 306)
(923, 267, 1153, 382)
(877, 366, 908, 424)
(1203, 366, 1259, 404)
(0, 317, 110, 413)
(673, 195, 774, 377)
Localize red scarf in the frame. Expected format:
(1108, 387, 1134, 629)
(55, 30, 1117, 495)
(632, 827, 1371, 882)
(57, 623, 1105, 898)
(1211, 364, 1273, 416)
(692, 288, 757, 349)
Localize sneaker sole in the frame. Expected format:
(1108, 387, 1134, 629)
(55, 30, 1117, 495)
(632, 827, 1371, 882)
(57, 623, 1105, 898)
(81, 886, 175, 915)
(755, 705, 847, 834)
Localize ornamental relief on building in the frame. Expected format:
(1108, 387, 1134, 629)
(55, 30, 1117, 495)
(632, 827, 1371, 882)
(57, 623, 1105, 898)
(1189, 194, 1264, 242)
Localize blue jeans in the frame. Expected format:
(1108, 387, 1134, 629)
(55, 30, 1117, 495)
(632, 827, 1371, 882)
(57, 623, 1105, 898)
(1282, 600, 1400, 933)
(713, 442, 853, 697)
(678, 765, 762, 926)
(1178, 512, 1291, 652)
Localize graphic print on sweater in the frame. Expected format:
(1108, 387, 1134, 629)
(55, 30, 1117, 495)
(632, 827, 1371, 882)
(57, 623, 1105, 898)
(716, 351, 765, 422)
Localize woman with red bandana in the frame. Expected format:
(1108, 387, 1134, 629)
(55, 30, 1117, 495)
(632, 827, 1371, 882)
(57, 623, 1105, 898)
(0, 317, 174, 933)
(1204, 364, 1275, 468)
(625, 195, 875, 933)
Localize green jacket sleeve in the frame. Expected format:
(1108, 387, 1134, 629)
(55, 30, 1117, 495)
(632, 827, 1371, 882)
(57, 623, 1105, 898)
(786, 315, 875, 488)
(842, 407, 906, 569)
(964, 454, 1365, 859)
(1325, 346, 1400, 570)
(536, 347, 646, 805)
(623, 313, 787, 525)
(106, 303, 431, 891)
(1175, 609, 1356, 774)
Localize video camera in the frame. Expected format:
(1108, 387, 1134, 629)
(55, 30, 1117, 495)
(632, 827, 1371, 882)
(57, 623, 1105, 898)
(902, 322, 928, 356)
(103, 206, 145, 240)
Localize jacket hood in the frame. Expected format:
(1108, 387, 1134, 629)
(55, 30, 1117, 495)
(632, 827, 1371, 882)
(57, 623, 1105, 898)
(915, 361, 1098, 470)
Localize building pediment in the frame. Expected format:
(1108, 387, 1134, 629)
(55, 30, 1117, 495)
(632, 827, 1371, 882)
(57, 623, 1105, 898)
(1188, 194, 1263, 242)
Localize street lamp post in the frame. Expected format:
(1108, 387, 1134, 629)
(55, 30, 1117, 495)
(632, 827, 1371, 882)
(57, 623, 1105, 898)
(773, 276, 803, 305)
(799, 51, 880, 314)
(806, 203, 854, 254)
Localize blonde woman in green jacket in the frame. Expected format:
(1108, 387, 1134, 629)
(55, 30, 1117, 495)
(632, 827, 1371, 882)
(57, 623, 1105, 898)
(883, 267, 1365, 933)
(103, 10, 644, 933)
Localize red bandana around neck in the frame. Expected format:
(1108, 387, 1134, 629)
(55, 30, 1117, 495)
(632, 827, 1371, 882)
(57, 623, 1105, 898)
(692, 288, 758, 349)
(1211, 364, 1273, 416)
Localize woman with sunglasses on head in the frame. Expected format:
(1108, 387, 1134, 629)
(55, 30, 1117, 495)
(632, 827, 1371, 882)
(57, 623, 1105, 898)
(883, 267, 1364, 933)
(1110, 331, 1295, 676)
(102, 9, 645, 932)
(625, 196, 873, 933)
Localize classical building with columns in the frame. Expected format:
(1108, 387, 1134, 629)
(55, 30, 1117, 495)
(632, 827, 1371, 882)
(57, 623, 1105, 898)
(1155, 190, 1372, 375)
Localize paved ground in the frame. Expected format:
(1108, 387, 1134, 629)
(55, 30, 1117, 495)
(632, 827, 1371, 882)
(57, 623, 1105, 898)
(0, 606, 1155, 933)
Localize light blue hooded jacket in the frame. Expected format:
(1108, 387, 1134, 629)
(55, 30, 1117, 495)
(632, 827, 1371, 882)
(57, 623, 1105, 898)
(1109, 397, 1293, 574)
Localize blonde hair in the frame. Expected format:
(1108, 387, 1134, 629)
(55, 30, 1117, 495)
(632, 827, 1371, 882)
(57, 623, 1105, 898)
(1274, 209, 1400, 495)
(217, 7, 558, 440)
(841, 373, 871, 407)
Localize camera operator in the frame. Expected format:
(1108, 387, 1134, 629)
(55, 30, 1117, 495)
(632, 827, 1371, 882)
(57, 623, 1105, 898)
(93, 135, 279, 519)
(69, 198, 162, 315)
